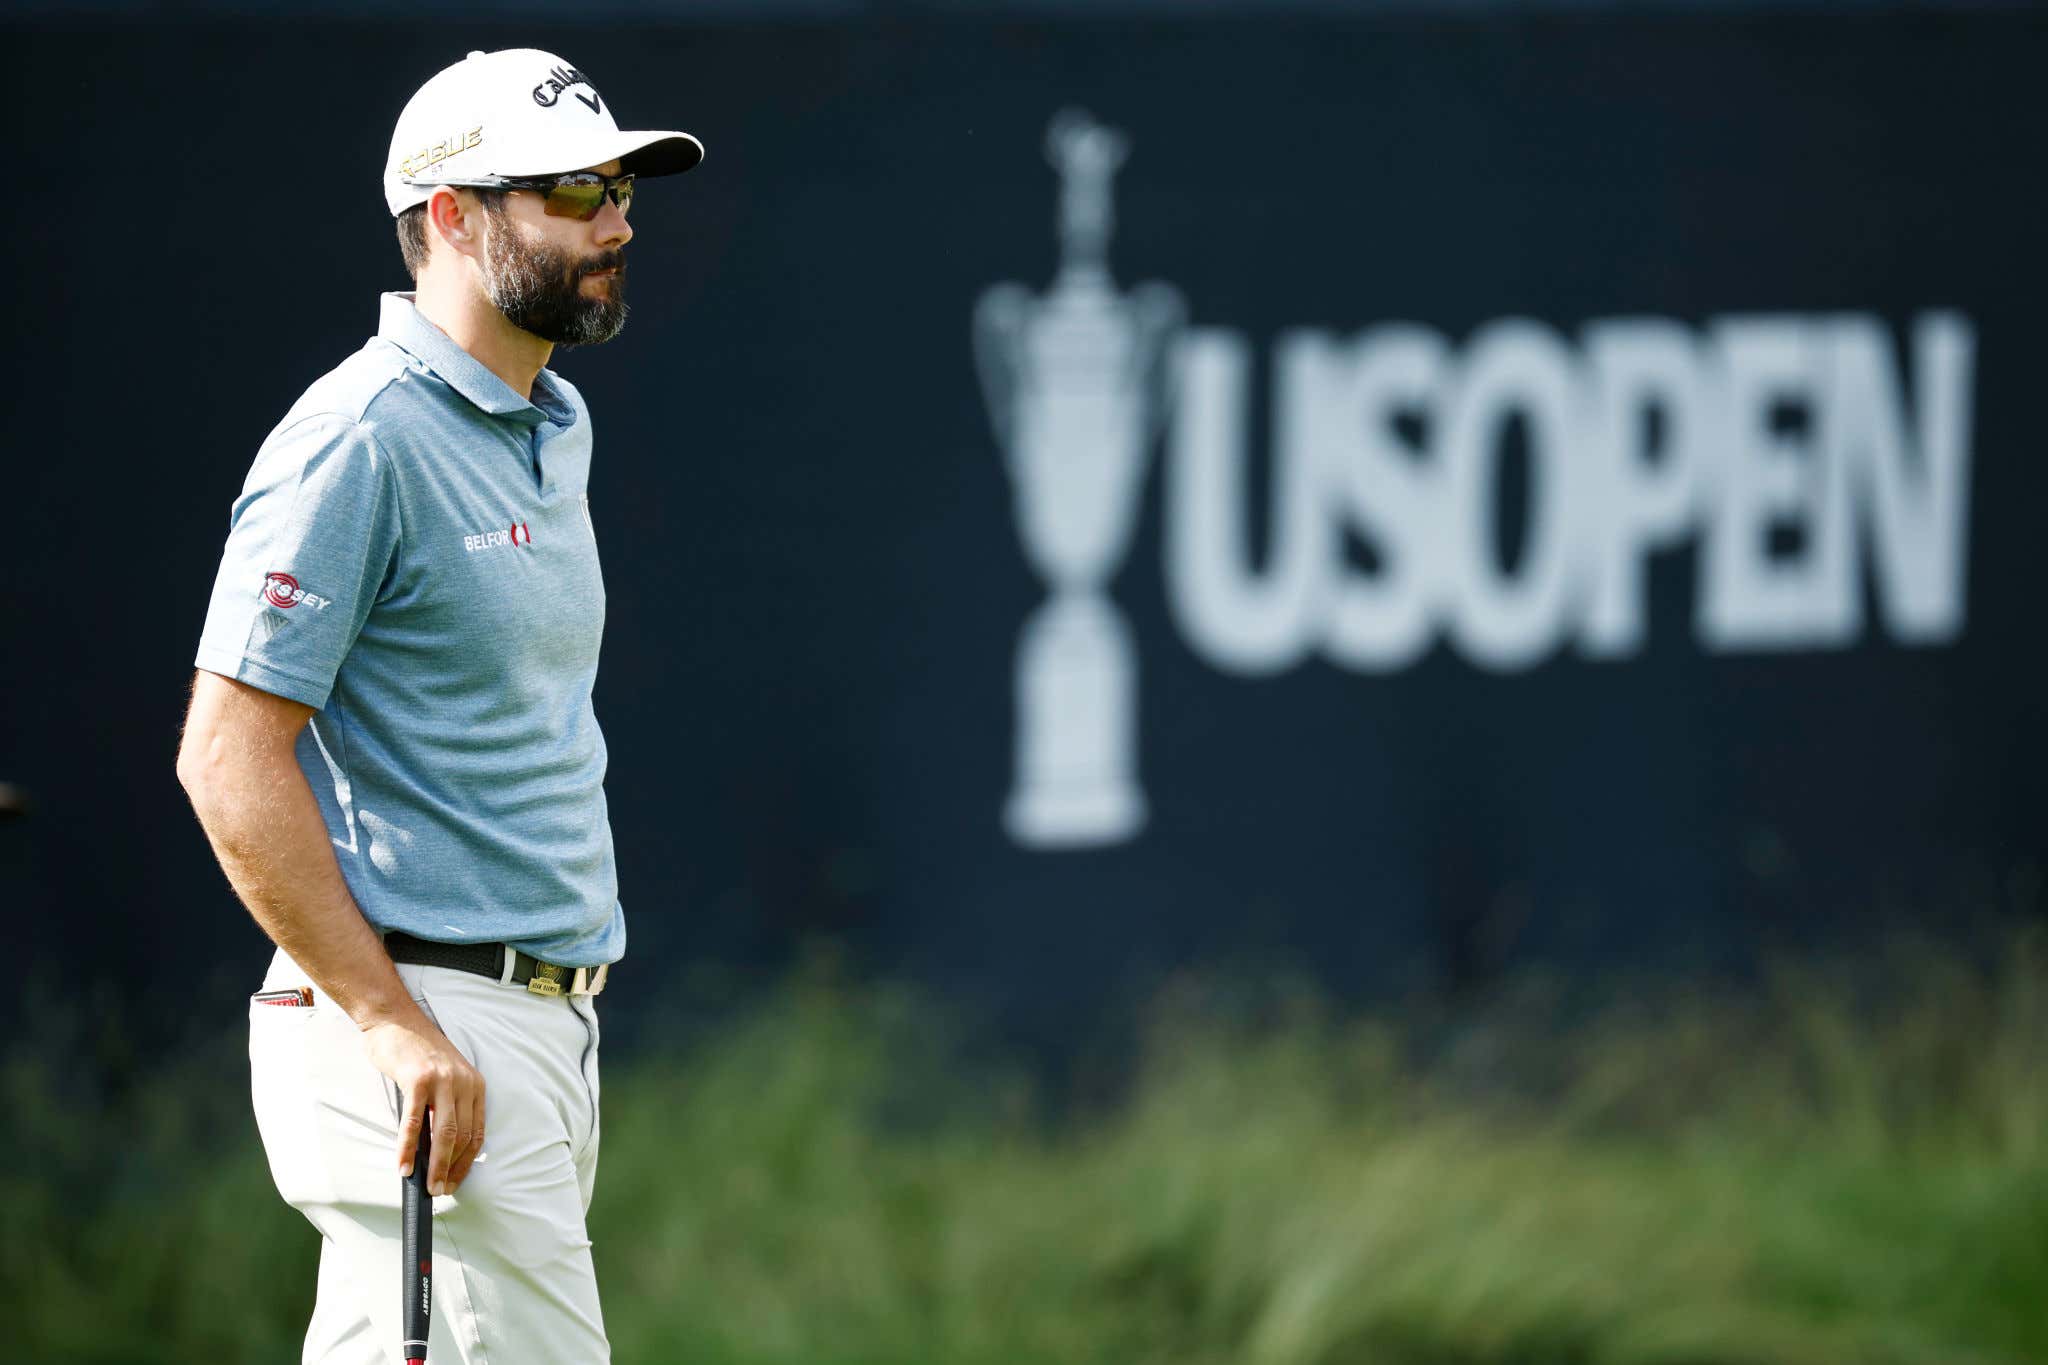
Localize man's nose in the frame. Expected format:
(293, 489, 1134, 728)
(594, 198, 632, 249)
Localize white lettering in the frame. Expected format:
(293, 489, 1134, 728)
(1315, 325, 1445, 673)
(1701, 317, 1858, 650)
(257, 582, 331, 610)
(1580, 319, 1710, 658)
(1165, 329, 1327, 675)
(1163, 310, 1973, 676)
(1439, 320, 1580, 672)
(1831, 311, 1975, 643)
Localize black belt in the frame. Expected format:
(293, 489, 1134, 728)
(384, 931, 610, 998)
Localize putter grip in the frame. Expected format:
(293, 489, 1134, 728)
(402, 1122, 433, 1363)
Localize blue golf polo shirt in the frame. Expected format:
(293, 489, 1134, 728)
(194, 292, 623, 967)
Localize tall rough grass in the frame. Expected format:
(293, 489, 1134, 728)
(10, 933, 2047, 1364)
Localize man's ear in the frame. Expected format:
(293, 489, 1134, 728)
(426, 187, 486, 265)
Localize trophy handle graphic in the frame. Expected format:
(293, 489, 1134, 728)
(1128, 282, 1186, 449)
(973, 284, 1032, 460)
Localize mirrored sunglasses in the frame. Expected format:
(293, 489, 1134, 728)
(419, 171, 636, 221)
(498, 171, 636, 221)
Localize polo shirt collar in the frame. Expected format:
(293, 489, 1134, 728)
(378, 292, 562, 429)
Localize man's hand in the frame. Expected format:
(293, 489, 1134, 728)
(362, 1010, 487, 1196)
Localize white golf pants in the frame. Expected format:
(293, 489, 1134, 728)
(249, 948, 609, 1364)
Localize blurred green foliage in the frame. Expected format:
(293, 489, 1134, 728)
(8, 933, 2046, 1364)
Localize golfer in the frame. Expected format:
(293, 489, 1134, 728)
(176, 48, 700, 1362)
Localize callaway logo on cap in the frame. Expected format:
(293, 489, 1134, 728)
(384, 48, 703, 217)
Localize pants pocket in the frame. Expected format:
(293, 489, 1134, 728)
(249, 997, 397, 1213)
(247, 998, 326, 1207)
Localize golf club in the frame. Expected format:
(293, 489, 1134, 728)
(402, 1120, 432, 1364)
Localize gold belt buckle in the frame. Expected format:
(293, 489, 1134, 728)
(525, 961, 567, 997)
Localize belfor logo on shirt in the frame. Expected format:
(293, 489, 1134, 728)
(464, 521, 534, 554)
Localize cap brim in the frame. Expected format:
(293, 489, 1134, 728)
(618, 131, 704, 178)
(497, 129, 704, 180)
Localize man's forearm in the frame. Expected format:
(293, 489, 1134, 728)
(181, 739, 420, 1031)
(180, 673, 488, 1193)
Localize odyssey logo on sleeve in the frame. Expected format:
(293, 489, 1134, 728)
(464, 521, 534, 553)
(261, 572, 332, 611)
(260, 573, 331, 609)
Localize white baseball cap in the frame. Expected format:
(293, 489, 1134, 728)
(384, 48, 703, 216)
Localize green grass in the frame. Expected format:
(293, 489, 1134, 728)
(9, 934, 2048, 1364)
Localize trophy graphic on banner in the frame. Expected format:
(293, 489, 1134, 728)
(974, 109, 1186, 849)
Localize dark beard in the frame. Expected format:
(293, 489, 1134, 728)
(482, 203, 628, 347)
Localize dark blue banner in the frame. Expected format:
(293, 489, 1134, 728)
(5, 14, 2043, 1048)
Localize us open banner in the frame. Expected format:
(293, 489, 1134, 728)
(977, 109, 1971, 851)
(6, 14, 2042, 1041)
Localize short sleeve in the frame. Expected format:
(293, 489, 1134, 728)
(194, 415, 401, 710)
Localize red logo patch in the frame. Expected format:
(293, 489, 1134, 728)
(510, 521, 532, 547)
